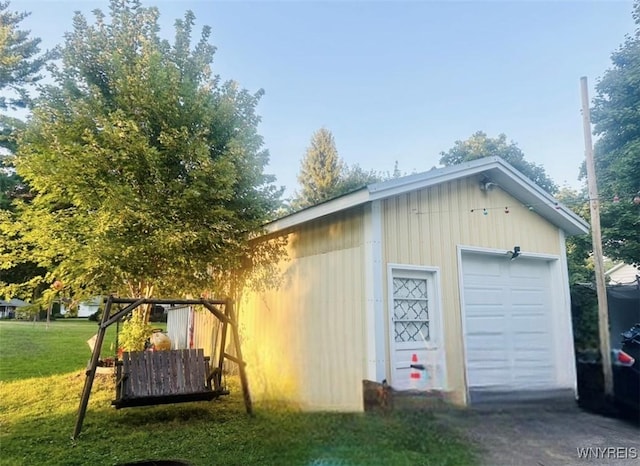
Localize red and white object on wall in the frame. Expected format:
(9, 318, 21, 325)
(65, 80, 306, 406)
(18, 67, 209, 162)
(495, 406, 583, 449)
(409, 353, 429, 390)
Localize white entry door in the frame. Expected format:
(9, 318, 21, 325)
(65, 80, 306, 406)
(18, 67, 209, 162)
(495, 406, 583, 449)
(388, 266, 444, 391)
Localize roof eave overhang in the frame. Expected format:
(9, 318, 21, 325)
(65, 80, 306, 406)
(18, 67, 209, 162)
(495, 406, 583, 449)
(481, 161, 589, 236)
(264, 188, 370, 233)
(367, 157, 589, 236)
(264, 156, 589, 237)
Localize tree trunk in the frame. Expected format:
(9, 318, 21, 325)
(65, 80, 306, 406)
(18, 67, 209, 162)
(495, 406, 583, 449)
(126, 280, 155, 323)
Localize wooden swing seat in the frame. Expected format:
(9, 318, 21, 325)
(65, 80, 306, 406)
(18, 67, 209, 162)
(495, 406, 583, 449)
(112, 348, 229, 409)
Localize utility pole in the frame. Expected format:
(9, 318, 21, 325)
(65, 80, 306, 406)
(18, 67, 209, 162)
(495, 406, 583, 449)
(580, 76, 613, 397)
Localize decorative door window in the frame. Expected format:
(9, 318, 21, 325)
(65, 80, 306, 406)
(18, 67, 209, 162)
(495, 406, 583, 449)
(392, 276, 430, 343)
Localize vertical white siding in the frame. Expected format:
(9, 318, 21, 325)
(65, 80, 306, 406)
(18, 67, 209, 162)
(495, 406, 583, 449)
(241, 176, 568, 408)
(241, 208, 366, 410)
(381, 176, 563, 404)
(166, 305, 221, 359)
(167, 306, 190, 349)
(192, 308, 221, 359)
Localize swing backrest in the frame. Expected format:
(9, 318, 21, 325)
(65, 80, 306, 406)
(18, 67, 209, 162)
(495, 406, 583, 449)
(112, 348, 227, 409)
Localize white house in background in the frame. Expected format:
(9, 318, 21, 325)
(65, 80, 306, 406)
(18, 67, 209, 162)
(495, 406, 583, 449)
(239, 156, 589, 410)
(606, 262, 640, 285)
(0, 298, 28, 318)
(61, 296, 102, 318)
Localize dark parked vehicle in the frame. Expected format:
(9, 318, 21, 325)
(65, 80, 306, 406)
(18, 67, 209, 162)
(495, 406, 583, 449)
(612, 324, 640, 413)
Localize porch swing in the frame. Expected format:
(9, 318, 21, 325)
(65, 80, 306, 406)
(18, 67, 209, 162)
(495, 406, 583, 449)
(73, 296, 252, 439)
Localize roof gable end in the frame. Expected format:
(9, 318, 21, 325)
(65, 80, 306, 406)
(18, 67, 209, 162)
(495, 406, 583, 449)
(266, 157, 589, 236)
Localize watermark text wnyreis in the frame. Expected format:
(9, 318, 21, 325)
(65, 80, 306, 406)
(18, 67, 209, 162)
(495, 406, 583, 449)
(577, 447, 638, 460)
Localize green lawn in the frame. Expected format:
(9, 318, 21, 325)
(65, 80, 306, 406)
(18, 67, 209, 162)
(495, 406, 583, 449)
(0, 320, 476, 465)
(0, 320, 115, 382)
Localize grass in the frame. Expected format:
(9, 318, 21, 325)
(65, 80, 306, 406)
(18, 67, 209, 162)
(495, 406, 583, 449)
(0, 320, 117, 382)
(0, 320, 477, 466)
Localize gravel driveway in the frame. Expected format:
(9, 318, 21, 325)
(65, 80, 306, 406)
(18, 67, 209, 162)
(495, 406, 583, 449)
(434, 398, 639, 466)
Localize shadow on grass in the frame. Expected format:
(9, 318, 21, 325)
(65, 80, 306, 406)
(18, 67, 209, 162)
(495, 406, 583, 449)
(2, 405, 475, 465)
(119, 462, 193, 466)
(1, 370, 476, 466)
(112, 405, 224, 427)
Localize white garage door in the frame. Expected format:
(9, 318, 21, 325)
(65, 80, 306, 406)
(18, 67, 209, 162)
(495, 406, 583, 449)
(461, 252, 557, 398)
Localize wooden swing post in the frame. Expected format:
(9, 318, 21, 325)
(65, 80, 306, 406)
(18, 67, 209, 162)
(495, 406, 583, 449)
(72, 296, 117, 439)
(228, 301, 253, 415)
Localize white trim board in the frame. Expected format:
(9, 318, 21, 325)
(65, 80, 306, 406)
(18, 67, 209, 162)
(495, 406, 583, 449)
(363, 201, 385, 382)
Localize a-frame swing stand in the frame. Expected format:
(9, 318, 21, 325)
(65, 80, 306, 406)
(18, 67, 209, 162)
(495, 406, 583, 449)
(72, 296, 252, 439)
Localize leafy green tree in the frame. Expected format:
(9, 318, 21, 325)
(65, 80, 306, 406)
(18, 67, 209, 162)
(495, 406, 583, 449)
(4, 0, 281, 317)
(294, 128, 343, 208)
(335, 163, 385, 194)
(556, 187, 593, 284)
(571, 285, 599, 352)
(440, 131, 558, 194)
(591, 0, 640, 266)
(0, 169, 19, 210)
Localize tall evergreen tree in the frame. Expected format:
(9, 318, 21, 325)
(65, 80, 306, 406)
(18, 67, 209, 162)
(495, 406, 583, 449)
(291, 128, 402, 211)
(2, 0, 281, 311)
(591, 0, 640, 266)
(0, 1, 51, 153)
(295, 128, 343, 208)
(0, 2, 51, 305)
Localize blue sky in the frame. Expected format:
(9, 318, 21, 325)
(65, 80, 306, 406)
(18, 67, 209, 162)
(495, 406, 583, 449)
(19, 0, 635, 198)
